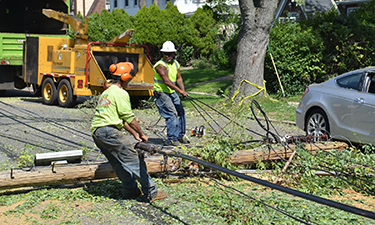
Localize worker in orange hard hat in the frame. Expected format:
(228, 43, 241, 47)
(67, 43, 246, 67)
(109, 62, 135, 85)
(91, 62, 167, 202)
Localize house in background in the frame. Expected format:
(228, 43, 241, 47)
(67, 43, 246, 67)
(275, 0, 370, 24)
(335, 0, 371, 15)
(107, 0, 238, 16)
(74, 0, 370, 19)
(71, 0, 110, 17)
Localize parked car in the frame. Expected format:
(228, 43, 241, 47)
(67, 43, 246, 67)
(296, 67, 375, 145)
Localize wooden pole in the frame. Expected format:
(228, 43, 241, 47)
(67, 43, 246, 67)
(267, 44, 285, 97)
(0, 142, 347, 190)
(0, 155, 176, 191)
(230, 141, 347, 166)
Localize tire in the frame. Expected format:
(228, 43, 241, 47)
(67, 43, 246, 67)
(0, 90, 6, 96)
(57, 79, 76, 108)
(305, 108, 330, 140)
(42, 77, 58, 105)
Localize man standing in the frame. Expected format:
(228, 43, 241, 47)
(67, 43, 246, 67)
(91, 62, 167, 201)
(153, 41, 189, 146)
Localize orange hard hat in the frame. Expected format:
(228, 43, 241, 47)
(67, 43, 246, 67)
(109, 62, 135, 82)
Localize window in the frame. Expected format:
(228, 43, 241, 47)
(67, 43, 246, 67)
(336, 73, 365, 91)
(347, 7, 359, 15)
(134, 0, 138, 6)
(366, 74, 375, 94)
(125, 0, 129, 7)
(114, 0, 117, 7)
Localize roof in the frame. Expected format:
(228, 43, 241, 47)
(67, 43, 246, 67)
(303, 0, 336, 15)
(87, 0, 107, 15)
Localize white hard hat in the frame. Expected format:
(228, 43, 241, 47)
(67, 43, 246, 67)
(160, 41, 177, 52)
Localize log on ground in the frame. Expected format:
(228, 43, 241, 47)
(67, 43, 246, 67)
(230, 141, 348, 166)
(0, 154, 176, 191)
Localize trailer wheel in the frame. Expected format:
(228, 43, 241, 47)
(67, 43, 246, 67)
(57, 79, 76, 108)
(42, 77, 57, 105)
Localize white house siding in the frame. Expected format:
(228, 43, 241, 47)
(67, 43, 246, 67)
(109, 0, 209, 15)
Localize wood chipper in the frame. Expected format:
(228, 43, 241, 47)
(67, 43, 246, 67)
(23, 9, 154, 107)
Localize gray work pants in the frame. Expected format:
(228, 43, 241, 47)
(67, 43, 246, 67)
(92, 126, 157, 200)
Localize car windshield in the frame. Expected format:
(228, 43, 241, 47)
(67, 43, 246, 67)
(336, 73, 365, 91)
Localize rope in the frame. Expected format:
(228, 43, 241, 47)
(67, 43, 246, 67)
(231, 79, 277, 106)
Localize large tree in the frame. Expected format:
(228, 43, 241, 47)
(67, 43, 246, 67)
(230, 0, 278, 101)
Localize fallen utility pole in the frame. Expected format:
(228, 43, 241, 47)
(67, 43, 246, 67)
(0, 142, 347, 191)
(0, 155, 176, 191)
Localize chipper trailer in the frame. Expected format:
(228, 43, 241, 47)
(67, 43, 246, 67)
(0, 1, 154, 107)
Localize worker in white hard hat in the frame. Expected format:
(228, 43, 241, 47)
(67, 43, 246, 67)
(91, 62, 167, 202)
(153, 41, 189, 146)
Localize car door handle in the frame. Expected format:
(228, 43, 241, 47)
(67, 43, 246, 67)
(355, 97, 365, 103)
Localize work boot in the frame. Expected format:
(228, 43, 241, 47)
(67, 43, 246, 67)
(165, 140, 181, 146)
(151, 190, 167, 201)
(178, 137, 190, 145)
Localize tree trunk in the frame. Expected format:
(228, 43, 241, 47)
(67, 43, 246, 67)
(230, 0, 278, 102)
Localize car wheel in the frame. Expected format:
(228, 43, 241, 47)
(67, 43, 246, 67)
(57, 79, 76, 108)
(305, 108, 330, 140)
(42, 77, 58, 105)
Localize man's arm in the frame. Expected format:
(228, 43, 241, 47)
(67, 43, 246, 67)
(175, 69, 188, 97)
(124, 118, 148, 142)
(155, 64, 188, 97)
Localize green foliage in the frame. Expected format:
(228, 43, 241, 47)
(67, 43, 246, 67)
(186, 137, 238, 180)
(209, 48, 230, 70)
(88, 9, 133, 42)
(180, 43, 194, 66)
(191, 57, 215, 69)
(189, 8, 218, 56)
(266, 2, 375, 96)
(16, 145, 34, 168)
(84, 3, 225, 66)
(279, 145, 375, 196)
(265, 22, 326, 96)
(302, 10, 375, 76)
(132, 4, 163, 46)
(161, 2, 192, 44)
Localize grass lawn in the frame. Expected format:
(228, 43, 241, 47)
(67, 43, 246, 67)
(181, 68, 299, 122)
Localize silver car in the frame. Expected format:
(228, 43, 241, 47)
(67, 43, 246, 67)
(296, 67, 375, 145)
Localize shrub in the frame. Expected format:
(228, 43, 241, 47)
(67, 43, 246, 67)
(265, 22, 325, 96)
(88, 9, 132, 42)
(191, 58, 215, 69)
(189, 8, 218, 57)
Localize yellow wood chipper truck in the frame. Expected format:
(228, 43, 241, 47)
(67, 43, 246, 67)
(0, 1, 154, 107)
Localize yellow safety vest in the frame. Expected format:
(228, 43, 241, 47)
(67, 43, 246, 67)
(153, 59, 180, 94)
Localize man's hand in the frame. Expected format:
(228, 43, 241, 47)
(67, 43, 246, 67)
(179, 90, 189, 98)
(125, 118, 148, 142)
(139, 134, 148, 143)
